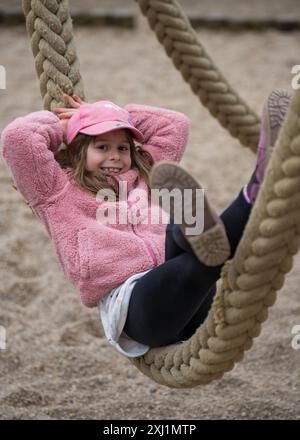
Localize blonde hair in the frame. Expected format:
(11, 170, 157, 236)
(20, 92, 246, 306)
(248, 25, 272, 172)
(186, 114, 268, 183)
(54, 131, 154, 199)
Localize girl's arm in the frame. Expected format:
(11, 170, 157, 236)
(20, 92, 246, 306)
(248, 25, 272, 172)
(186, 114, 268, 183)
(1, 111, 68, 208)
(124, 104, 190, 163)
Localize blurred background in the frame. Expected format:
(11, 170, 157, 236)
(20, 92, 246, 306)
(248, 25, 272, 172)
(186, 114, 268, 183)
(0, 0, 300, 28)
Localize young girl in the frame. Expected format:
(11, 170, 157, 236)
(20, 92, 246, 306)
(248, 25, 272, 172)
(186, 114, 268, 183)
(1, 90, 290, 357)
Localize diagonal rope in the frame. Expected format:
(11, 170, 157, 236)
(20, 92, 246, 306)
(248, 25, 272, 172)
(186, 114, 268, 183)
(134, 0, 261, 151)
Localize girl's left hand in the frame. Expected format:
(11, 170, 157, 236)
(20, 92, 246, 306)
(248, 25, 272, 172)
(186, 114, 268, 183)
(53, 94, 87, 119)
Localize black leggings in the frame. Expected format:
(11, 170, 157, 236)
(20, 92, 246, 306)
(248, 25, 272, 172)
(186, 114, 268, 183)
(124, 188, 251, 347)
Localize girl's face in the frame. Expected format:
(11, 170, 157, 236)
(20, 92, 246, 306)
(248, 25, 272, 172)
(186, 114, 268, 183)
(85, 129, 132, 175)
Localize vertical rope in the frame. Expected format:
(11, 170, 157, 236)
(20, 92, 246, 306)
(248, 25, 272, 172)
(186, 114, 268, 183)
(22, 0, 86, 110)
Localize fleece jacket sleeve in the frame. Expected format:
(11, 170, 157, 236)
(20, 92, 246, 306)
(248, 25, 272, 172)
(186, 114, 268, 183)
(0, 110, 69, 208)
(124, 104, 190, 163)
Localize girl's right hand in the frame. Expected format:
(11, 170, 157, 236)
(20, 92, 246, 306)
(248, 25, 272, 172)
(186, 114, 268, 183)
(54, 94, 87, 146)
(59, 117, 69, 144)
(53, 94, 87, 119)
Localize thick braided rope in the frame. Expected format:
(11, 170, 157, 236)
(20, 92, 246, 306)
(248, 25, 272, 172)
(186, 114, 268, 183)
(22, 0, 85, 110)
(135, 0, 260, 151)
(130, 91, 300, 387)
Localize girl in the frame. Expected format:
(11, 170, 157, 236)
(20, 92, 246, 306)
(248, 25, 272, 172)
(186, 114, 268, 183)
(1, 90, 290, 357)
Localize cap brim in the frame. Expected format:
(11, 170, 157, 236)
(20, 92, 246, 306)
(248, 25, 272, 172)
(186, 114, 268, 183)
(78, 121, 144, 143)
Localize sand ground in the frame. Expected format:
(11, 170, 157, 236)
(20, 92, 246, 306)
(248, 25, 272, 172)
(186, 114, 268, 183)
(0, 18, 300, 420)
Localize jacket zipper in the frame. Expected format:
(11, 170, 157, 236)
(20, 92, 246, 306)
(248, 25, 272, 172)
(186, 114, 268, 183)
(131, 223, 158, 266)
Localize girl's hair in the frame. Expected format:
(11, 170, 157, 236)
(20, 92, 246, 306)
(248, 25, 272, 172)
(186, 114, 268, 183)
(54, 131, 154, 199)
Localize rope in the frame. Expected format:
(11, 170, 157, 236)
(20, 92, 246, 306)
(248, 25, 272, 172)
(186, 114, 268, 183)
(130, 92, 300, 387)
(21, 0, 300, 388)
(22, 0, 86, 110)
(134, 0, 260, 151)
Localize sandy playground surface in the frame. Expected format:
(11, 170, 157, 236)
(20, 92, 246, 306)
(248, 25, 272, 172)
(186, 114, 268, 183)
(0, 19, 300, 420)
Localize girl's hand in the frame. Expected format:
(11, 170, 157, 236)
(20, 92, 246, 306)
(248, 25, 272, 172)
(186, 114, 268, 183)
(59, 117, 69, 145)
(53, 94, 87, 119)
(54, 94, 87, 151)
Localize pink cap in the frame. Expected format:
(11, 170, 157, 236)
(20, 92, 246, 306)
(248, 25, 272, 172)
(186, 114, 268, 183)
(66, 100, 144, 145)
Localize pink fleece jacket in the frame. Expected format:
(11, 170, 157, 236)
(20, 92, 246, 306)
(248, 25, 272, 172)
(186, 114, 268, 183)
(1, 104, 189, 307)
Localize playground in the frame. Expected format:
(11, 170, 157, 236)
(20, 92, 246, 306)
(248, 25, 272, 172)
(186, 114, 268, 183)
(0, 0, 300, 419)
